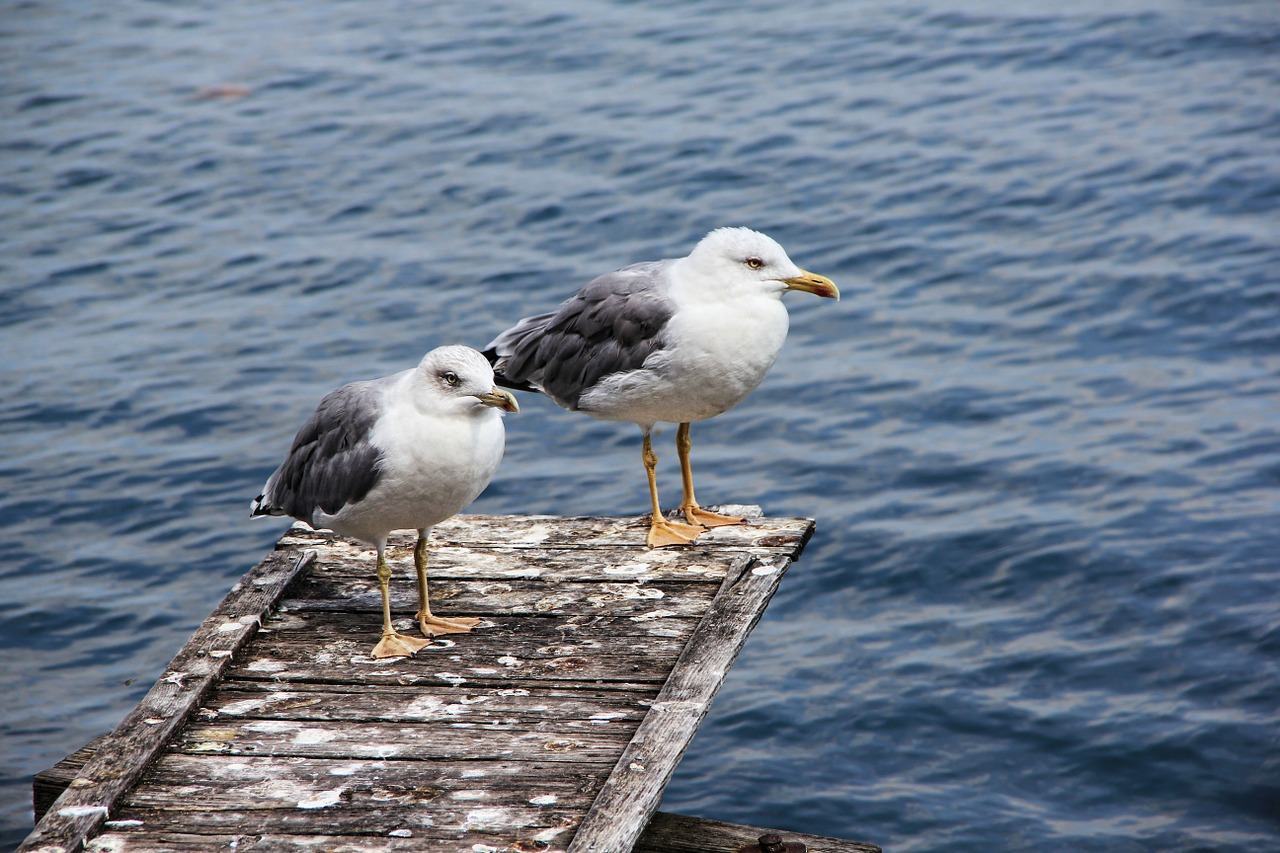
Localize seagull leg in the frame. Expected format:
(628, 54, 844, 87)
(371, 542, 431, 659)
(643, 430, 704, 548)
(414, 530, 480, 636)
(676, 422, 747, 529)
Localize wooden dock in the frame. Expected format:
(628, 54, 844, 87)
(24, 510, 879, 853)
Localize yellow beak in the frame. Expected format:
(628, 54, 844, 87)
(476, 388, 519, 413)
(782, 269, 840, 300)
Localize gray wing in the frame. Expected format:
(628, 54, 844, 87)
(485, 261, 676, 410)
(252, 380, 384, 523)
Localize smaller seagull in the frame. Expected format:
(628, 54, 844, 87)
(485, 227, 838, 548)
(252, 345, 518, 659)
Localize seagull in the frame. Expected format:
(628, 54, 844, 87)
(484, 227, 838, 548)
(251, 345, 519, 658)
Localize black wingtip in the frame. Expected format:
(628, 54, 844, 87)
(250, 495, 283, 518)
(483, 347, 540, 394)
(493, 373, 538, 393)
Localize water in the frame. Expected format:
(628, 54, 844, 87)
(2, 1, 1278, 849)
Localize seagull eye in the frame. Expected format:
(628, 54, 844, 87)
(745, 257, 764, 270)
(442, 371, 459, 386)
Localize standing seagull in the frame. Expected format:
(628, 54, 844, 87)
(485, 227, 838, 548)
(252, 345, 518, 658)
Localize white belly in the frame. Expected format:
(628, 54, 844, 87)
(578, 298, 789, 426)
(318, 408, 505, 543)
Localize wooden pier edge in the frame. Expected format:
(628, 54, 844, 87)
(567, 553, 791, 853)
(24, 511, 883, 853)
(20, 549, 316, 853)
(35, 742, 880, 852)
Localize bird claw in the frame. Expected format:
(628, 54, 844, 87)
(371, 632, 433, 659)
(646, 517, 705, 548)
(682, 504, 747, 529)
(418, 615, 481, 637)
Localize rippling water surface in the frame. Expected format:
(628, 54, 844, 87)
(3, 1, 1278, 850)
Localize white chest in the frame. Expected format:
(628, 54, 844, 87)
(665, 298, 788, 397)
(323, 401, 505, 540)
(579, 295, 789, 425)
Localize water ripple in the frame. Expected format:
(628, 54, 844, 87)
(3, 1, 1278, 850)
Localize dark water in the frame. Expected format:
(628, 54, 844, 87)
(3, 1, 1278, 850)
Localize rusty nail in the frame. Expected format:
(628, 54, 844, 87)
(737, 832, 806, 853)
(737, 829, 803, 850)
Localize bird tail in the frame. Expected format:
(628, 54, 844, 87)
(250, 492, 284, 518)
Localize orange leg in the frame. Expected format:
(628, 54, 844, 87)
(643, 431, 704, 548)
(414, 531, 480, 637)
(370, 545, 431, 659)
(676, 422, 746, 529)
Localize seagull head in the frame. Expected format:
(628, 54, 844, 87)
(683, 227, 840, 301)
(418, 345, 519, 413)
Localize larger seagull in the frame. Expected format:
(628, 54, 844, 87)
(485, 227, 838, 548)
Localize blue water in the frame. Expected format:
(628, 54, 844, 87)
(3, 1, 1278, 850)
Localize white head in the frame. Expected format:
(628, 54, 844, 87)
(414, 345, 519, 413)
(680, 227, 839, 301)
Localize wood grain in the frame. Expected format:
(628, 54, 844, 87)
(566, 555, 793, 853)
(21, 512, 830, 853)
(21, 549, 314, 853)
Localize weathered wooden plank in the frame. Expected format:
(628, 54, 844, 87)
(37, 747, 601, 842)
(85, 829, 570, 853)
(126, 753, 599, 797)
(120, 760, 598, 814)
(80, 811, 886, 853)
(29, 683, 667, 794)
(567, 555, 794, 853)
(634, 812, 882, 853)
(176, 718, 629, 763)
(211, 674, 663, 697)
(224, 656, 673, 688)
(279, 510, 812, 555)
(203, 680, 655, 727)
(20, 549, 315, 853)
(257, 609, 700, 641)
(106, 803, 582, 841)
(288, 541, 766, 585)
(226, 613, 693, 685)
(231, 663, 668, 692)
(37, 749, 884, 853)
(282, 578, 720, 618)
